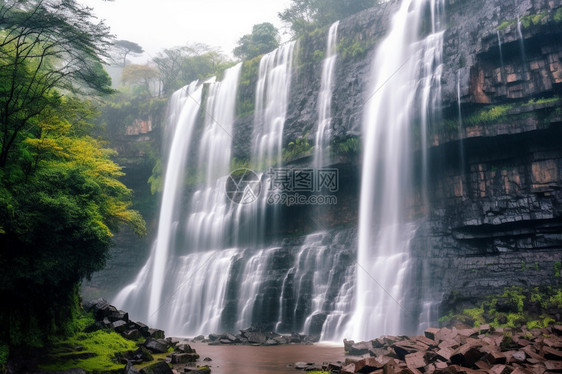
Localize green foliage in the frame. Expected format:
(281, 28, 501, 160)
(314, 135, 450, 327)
(153, 43, 233, 95)
(148, 158, 164, 195)
(236, 56, 261, 117)
(0, 343, 8, 368)
(0, 93, 145, 350)
(520, 11, 548, 28)
(230, 157, 251, 172)
(555, 8, 562, 23)
(331, 137, 361, 156)
(233, 23, 280, 60)
(337, 36, 372, 60)
(497, 21, 514, 31)
(121, 64, 160, 93)
(440, 287, 561, 330)
(112, 39, 144, 67)
(283, 135, 312, 162)
(555, 261, 561, 277)
(279, 0, 376, 36)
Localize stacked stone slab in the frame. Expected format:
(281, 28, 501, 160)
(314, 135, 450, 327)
(299, 325, 562, 373)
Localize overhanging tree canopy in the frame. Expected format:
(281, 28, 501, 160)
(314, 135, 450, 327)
(0, 0, 113, 167)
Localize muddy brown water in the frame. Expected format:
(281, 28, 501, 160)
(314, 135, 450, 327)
(184, 342, 346, 374)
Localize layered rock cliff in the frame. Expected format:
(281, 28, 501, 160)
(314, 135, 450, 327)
(86, 0, 562, 331)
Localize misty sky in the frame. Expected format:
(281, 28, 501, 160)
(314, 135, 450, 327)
(80, 0, 292, 61)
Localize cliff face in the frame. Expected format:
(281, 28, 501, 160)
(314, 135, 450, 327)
(273, 0, 562, 316)
(88, 0, 562, 327)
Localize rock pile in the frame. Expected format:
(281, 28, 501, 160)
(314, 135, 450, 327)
(298, 325, 562, 373)
(83, 299, 209, 374)
(84, 298, 167, 342)
(204, 328, 318, 346)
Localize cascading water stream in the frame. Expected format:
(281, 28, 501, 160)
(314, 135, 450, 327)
(314, 21, 339, 169)
(457, 70, 465, 170)
(517, 16, 527, 70)
(113, 65, 242, 333)
(497, 31, 505, 82)
(147, 82, 203, 326)
(348, 0, 445, 341)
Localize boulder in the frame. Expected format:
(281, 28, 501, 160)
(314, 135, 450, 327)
(355, 357, 384, 373)
(144, 338, 169, 353)
(450, 342, 484, 367)
(170, 353, 199, 364)
(425, 328, 441, 341)
(107, 310, 129, 323)
(124, 361, 140, 374)
(139, 361, 173, 374)
(543, 346, 562, 360)
(405, 352, 426, 370)
(83, 298, 108, 313)
(111, 320, 128, 333)
(94, 303, 118, 320)
(148, 328, 165, 339)
(135, 346, 154, 362)
(122, 329, 142, 340)
(349, 341, 371, 356)
(245, 331, 266, 344)
(176, 343, 196, 353)
(485, 350, 507, 365)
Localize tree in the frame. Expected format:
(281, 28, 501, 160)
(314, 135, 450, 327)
(153, 44, 233, 95)
(112, 40, 144, 67)
(233, 22, 280, 60)
(279, 0, 375, 35)
(121, 64, 160, 95)
(0, 0, 144, 348)
(0, 0, 113, 168)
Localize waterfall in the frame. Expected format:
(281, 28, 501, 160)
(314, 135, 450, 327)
(113, 64, 242, 333)
(497, 31, 505, 82)
(240, 41, 296, 247)
(314, 21, 339, 168)
(457, 70, 465, 170)
(252, 41, 296, 168)
(349, 0, 445, 341)
(147, 81, 203, 326)
(517, 16, 527, 70)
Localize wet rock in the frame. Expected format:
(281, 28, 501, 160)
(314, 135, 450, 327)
(139, 361, 173, 374)
(354, 357, 384, 373)
(171, 353, 199, 364)
(122, 329, 142, 340)
(176, 343, 196, 353)
(144, 338, 169, 354)
(111, 320, 128, 333)
(148, 328, 165, 339)
(349, 341, 371, 356)
(125, 361, 141, 374)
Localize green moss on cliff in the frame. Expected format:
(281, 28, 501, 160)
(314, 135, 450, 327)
(440, 286, 562, 330)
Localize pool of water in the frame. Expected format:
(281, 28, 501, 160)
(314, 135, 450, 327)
(185, 342, 345, 373)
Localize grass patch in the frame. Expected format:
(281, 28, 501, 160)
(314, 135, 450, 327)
(39, 328, 138, 372)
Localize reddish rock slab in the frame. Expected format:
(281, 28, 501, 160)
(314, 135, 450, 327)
(405, 352, 426, 370)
